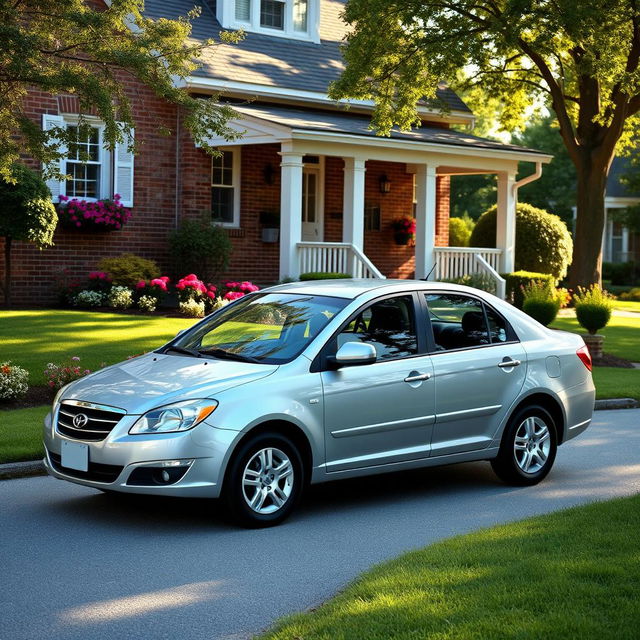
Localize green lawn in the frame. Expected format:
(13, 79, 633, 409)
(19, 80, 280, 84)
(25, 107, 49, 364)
(0, 310, 194, 385)
(613, 299, 640, 313)
(552, 313, 640, 361)
(593, 367, 640, 402)
(0, 405, 49, 463)
(260, 495, 640, 640)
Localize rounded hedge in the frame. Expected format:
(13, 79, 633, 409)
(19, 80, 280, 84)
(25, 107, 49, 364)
(469, 203, 573, 280)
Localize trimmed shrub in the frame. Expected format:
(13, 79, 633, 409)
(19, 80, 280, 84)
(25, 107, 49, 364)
(448, 215, 475, 247)
(169, 218, 232, 283)
(619, 287, 640, 302)
(522, 281, 561, 326)
(300, 272, 352, 280)
(179, 299, 205, 318)
(0, 361, 29, 401)
(470, 203, 573, 279)
(73, 290, 104, 307)
(574, 285, 614, 334)
(98, 253, 160, 288)
(137, 295, 157, 313)
(603, 261, 638, 286)
(504, 271, 555, 309)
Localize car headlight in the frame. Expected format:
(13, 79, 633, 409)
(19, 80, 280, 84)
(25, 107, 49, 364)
(129, 399, 218, 435)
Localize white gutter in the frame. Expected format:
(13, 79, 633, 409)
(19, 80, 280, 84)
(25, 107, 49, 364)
(512, 161, 543, 196)
(186, 76, 476, 126)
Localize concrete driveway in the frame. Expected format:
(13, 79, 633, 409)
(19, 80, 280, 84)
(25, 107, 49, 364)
(2, 409, 639, 640)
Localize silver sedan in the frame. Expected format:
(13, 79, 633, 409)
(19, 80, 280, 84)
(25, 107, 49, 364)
(44, 280, 595, 527)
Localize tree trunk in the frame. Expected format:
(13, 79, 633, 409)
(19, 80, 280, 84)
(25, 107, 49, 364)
(568, 159, 609, 290)
(3, 236, 11, 308)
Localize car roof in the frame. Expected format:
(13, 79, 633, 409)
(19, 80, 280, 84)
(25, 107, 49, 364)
(265, 278, 488, 300)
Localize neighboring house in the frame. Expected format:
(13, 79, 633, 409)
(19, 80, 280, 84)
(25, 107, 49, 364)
(3, 0, 551, 305)
(602, 157, 640, 264)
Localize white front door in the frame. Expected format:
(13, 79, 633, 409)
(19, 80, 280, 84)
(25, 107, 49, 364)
(301, 160, 323, 241)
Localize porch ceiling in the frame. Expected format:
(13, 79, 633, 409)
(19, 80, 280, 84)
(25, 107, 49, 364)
(205, 102, 552, 165)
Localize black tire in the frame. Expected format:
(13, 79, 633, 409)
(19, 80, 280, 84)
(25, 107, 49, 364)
(223, 432, 304, 528)
(491, 405, 557, 486)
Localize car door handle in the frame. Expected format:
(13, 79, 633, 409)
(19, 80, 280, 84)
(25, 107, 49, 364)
(497, 359, 521, 368)
(404, 373, 432, 382)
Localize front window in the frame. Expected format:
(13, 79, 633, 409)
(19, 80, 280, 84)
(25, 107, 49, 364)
(65, 125, 101, 199)
(171, 293, 348, 364)
(211, 148, 239, 226)
(260, 0, 285, 28)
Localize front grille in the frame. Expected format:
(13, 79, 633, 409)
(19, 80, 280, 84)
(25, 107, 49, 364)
(48, 451, 123, 483)
(57, 402, 124, 442)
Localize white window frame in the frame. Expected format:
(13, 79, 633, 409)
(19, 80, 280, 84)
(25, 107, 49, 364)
(217, 0, 320, 43)
(42, 114, 134, 206)
(63, 118, 108, 202)
(211, 147, 241, 228)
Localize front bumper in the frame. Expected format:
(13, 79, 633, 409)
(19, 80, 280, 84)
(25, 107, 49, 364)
(43, 405, 238, 498)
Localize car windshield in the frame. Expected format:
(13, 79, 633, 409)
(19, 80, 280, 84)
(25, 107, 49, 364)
(169, 293, 348, 364)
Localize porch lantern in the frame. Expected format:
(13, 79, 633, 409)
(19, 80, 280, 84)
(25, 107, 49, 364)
(379, 174, 391, 194)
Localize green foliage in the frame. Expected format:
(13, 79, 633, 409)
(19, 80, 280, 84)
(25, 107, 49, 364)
(513, 117, 577, 226)
(470, 203, 573, 280)
(603, 261, 639, 286)
(97, 253, 160, 288)
(522, 281, 561, 327)
(504, 271, 555, 309)
(440, 272, 497, 296)
(0, 164, 57, 245)
(0, 0, 243, 181)
(619, 287, 640, 301)
(574, 285, 614, 334)
(448, 215, 475, 247)
(450, 174, 496, 221)
(299, 272, 352, 281)
(168, 218, 232, 284)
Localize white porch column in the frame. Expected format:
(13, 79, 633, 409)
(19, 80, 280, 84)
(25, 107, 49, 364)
(342, 157, 366, 276)
(414, 164, 438, 279)
(278, 150, 304, 279)
(496, 171, 517, 273)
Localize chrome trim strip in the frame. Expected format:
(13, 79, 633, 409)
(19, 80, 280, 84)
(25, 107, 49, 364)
(435, 404, 502, 423)
(58, 410, 118, 424)
(331, 414, 436, 438)
(60, 400, 127, 414)
(569, 418, 591, 431)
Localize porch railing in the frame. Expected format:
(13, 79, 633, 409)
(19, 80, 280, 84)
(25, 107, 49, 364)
(434, 247, 506, 299)
(297, 242, 386, 279)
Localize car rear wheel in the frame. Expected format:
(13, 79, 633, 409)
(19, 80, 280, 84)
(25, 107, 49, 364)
(491, 405, 557, 486)
(223, 432, 304, 528)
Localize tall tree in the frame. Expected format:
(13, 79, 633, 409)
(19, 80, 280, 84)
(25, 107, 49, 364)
(0, 0, 240, 182)
(331, 0, 640, 287)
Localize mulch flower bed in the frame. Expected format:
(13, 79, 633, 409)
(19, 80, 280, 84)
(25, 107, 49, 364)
(593, 353, 635, 368)
(1, 385, 54, 410)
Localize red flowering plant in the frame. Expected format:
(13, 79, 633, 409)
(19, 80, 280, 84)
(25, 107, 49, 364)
(44, 356, 92, 390)
(87, 271, 113, 293)
(57, 194, 131, 231)
(390, 216, 417, 235)
(135, 276, 170, 303)
(222, 280, 260, 301)
(176, 274, 218, 305)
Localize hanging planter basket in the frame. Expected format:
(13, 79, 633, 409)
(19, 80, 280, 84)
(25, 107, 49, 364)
(394, 232, 412, 245)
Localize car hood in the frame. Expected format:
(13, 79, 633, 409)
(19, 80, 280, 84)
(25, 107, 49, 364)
(60, 352, 278, 414)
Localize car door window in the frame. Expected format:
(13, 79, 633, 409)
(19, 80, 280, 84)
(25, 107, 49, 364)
(336, 295, 418, 361)
(485, 305, 508, 343)
(425, 293, 490, 351)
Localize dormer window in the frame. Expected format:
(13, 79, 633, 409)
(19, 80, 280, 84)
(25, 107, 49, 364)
(219, 0, 318, 42)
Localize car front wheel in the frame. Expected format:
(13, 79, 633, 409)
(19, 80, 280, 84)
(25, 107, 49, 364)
(491, 405, 557, 486)
(223, 432, 304, 528)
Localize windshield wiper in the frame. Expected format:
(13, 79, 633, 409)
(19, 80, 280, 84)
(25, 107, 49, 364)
(162, 345, 202, 358)
(200, 348, 261, 364)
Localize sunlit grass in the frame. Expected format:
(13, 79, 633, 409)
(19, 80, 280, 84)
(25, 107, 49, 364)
(593, 367, 640, 401)
(259, 495, 640, 640)
(552, 314, 640, 361)
(0, 405, 49, 463)
(613, 300, 640, 312)
(0, 310, 195, 385)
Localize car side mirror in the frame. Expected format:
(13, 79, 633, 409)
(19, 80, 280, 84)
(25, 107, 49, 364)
(328, 342, 377, 368)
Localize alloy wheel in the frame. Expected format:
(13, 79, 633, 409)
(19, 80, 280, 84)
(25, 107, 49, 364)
(513, 416, 551, 474)
(242, 447, 294, 514)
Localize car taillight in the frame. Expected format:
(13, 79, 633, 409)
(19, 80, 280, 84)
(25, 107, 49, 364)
(576, 345, 592, 371)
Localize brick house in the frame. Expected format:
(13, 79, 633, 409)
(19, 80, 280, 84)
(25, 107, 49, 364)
(5, 0, 551, 305)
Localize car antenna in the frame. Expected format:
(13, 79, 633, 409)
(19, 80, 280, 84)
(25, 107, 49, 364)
(421, 263, 437, 281)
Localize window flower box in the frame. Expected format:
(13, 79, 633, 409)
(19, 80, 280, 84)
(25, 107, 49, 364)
(57, 194, 131, 232)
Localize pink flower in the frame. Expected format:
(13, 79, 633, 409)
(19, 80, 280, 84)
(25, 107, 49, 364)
(240, 281, 260, 293)
(136, 280, 146, 289)
(184, 274, 199, 281)
(225, 281, 240, 289)
(224, 291, 245, 301)
(206, 291, 216, 299)
(71, 356, 80, 361)
(59, 195, 69, 202)
(159, 276, 170, 283)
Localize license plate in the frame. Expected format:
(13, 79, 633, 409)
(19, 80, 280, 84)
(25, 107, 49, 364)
(61, 441, 89, 472)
